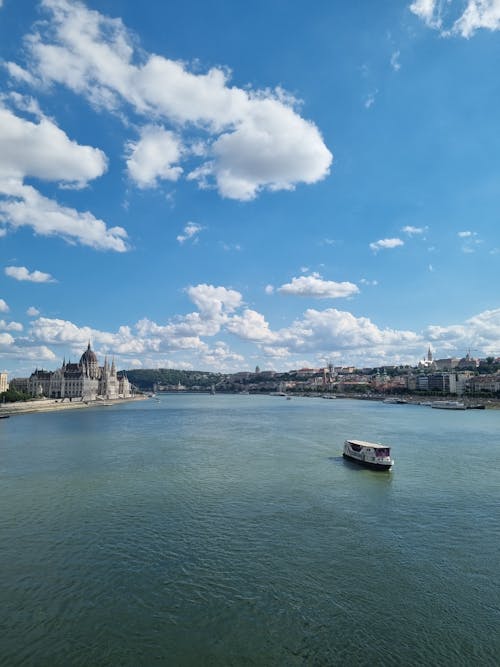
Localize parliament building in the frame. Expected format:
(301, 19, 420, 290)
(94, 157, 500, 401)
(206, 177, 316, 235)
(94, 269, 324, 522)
(13, 343, 131, 401)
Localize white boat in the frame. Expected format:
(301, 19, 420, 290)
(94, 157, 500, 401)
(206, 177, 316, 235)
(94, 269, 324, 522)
(343, 439, 394, 471)
(431, 401, 466, 410)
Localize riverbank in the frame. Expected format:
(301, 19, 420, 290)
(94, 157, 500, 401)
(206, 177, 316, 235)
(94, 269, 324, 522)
(0, 395, 147, 417)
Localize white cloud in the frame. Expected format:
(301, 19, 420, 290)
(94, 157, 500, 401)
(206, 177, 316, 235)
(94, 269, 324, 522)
(426, 308, 500, 356)
(409, 0, 439, 26)
(410, 0, 500, 37)
(261, 307, 422, 366)
(10, 279, 500, 371)
(360, 278, 378, 286)
(186, 284, 242, 318)
(390, 50, 401, 71)
(0, 333, 15, 347)
(277, 274, 359, 299)
(0, 320, 23, 332)
(0, 299, 9, 312)
(4, 62, 37, 85)
(369, 238, 404, 251)
(402, 225, 427, 235)
(27, 306, 40, 317)
(16, 0, 332, 201)
(0, 104, 107, 186)
(225, 309, 277, 342)
(5, 265, 56, 283)
(264, 284, 275, 295)
(453, 0, 500, 37)
(0, 180, 128, 252)
(0, 104, 127, 251)
(177, 222, 203, 244)
(458, 230, 473, 237)
(126, 125, 183, 188)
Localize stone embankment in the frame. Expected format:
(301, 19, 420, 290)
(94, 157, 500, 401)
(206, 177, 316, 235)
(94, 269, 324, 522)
(0, 395, 147, 417)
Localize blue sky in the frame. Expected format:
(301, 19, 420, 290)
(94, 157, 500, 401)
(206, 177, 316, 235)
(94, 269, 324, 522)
(1, 0, 500, 376)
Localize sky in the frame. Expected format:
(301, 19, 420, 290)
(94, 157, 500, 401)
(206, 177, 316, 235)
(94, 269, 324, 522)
(1, 0, 500, 376)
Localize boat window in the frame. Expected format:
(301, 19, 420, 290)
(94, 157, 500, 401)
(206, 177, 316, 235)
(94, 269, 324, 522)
(350, 443, 362, 452)
(375, 448, 390, 457)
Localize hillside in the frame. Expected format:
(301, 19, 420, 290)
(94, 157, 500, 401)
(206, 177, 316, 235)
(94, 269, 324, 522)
(123, 369, 227, 391)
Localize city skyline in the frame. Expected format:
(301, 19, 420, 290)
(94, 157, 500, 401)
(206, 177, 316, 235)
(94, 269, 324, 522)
(1, 0, 500, 376)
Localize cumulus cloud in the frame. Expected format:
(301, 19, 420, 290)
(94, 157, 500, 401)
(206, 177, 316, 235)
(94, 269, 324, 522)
(369, 238, 404, 252)
(409, 0, 440, 26)
(0, 299, 9, 312)
(0, 180, 128, 251)
(410, 0, 500, 37)
(0, 104, 107, 186)
(126, 125, 183, 188)
(27, 306, 40, 317)
(5, 265, 56, 283)
(14, 0, 332, 201)
(177, 222, 203, 244)
(426, 308, 500, 356)
(273, 308, 421, 356)
(264, 284, 274, 295)
(185, 284, 242, 318)
(0, 320, 23, 332)
(0, 332, 15, 347)
(277, 274, 359, 299)
(225, 309, 277, 342)
(0, 104, 127, 251)
(8, 279, 500, 370)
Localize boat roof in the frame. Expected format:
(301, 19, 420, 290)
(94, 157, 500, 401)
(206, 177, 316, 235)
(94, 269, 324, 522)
(345, 439, 390, 449)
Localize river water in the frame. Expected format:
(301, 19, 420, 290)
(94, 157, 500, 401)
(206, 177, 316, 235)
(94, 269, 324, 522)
(1, 394, 499, 666)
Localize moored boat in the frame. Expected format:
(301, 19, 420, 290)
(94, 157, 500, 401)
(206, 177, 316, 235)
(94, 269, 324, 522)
(343, 439, 393, 471)
(431, 401, 466, 410)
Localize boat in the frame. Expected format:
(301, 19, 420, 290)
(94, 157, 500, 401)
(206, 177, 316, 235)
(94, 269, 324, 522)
(343, 439, 394, 471)
(383, 398, 407, 404)
(0, 414, 10, 419)
(467, 404, 485, 410)
(431, 401, 466, 410)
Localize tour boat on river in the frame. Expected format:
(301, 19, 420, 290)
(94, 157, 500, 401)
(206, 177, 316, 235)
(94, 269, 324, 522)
(343, 439, 394, 471)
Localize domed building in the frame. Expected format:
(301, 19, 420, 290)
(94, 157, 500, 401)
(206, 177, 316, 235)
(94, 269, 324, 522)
(26, 342, 131, 401)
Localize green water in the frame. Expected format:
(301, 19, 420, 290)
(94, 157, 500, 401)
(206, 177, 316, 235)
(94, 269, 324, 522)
(1, 395, 499, 666)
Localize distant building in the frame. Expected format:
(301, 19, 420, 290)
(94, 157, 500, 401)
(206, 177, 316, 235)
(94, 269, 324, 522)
(0, 371, 8, 393)
(434, 358, 459, 371)
(17, 343, 131, 401)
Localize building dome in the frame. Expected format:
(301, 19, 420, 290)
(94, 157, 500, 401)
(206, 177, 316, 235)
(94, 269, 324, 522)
(80, 342, 98, 365)
(79, 342, 99, 379)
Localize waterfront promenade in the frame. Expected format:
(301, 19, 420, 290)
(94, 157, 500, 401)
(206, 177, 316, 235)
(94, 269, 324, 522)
(0, 395, 147, 417)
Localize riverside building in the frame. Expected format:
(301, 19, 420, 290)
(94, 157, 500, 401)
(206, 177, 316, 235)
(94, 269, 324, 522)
(13, 343, 131, 401)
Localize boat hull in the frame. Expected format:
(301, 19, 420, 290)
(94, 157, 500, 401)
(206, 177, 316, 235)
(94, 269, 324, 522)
(342, 452, 392, 471)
